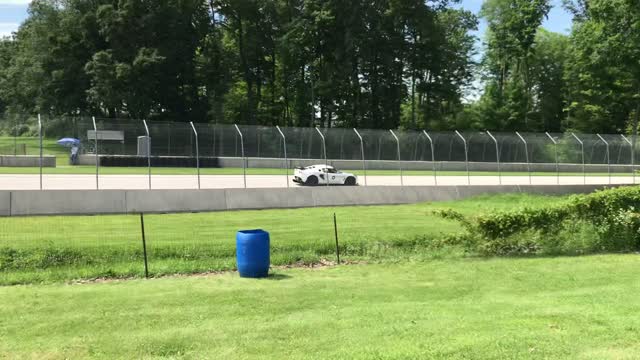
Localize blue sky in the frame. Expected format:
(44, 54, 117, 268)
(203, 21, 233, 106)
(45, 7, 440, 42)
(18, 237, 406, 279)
(0, 0, 573, 37)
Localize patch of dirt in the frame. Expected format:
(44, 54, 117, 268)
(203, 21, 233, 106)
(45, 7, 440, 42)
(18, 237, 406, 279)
(67, 259, 365, 285)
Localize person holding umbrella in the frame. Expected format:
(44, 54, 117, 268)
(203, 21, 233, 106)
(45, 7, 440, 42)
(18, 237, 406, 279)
(57, 138, 81, 165)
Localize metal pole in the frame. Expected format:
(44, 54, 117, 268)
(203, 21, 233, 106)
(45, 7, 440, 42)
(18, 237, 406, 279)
(597, 134, 611, 185)
(140, 213, 149, 278)
(486, 131, 501, 185)
(571, 133, 585, 184)
(190, 122, 200, 189)
(315, 127, 329, 187)
(143, 120, 151, 190)
(353, 128, 367, 186)
(455, 130, 470, 185)
(516, 132, 531, 185)
(333, 213, 340, 265)
(92, 116, 99, 190)
(234, 124, 246, 189)
(546, 132, 559, 185)
(621, 135, 635, 184)
(38, 114, 43, 190)
(390, 130, 403, 186)
(276, 125, 289, 188)
(422, 131, 437, 186)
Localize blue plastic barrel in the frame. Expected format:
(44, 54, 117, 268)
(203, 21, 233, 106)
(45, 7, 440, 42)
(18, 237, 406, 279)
(236, 229, 270, 278)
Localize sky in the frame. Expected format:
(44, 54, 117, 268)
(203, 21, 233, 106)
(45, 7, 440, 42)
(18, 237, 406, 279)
(0, 0, 574, 38)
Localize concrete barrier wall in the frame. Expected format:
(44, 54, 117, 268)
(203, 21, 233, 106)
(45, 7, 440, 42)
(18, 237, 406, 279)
(0, 155, 56, 167)
(79, 154, 634, 173)
(220, 157, 634, 173)
(0, 184, 625, 217)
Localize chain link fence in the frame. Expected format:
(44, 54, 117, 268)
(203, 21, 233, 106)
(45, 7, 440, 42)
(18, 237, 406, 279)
(1, 114, 639, 188)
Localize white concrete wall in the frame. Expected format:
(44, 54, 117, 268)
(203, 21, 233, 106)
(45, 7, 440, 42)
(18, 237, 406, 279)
(0, 155, 56, 167)
(0, 184, 624, 217)
(79, 155, 634, 173)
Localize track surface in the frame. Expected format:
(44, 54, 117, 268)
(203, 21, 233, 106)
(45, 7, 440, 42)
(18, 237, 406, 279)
(0, 174, 634, 190)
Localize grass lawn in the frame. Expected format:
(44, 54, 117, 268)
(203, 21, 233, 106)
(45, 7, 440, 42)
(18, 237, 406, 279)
(1, 255, 639, 359)
(0, 194, 566, 285)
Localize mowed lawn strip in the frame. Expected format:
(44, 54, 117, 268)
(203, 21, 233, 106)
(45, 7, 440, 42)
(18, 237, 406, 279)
(0, 194, 565, 284)
(0, 255, 639, 359)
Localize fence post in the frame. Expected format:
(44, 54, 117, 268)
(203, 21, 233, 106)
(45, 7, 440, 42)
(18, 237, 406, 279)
(234, 124, 246, 189)
(38, 114, 43, 190)
(353, 128, 367, 186)
(13, 117, 17, 156)
(597, 134, 611, 184)
(546, 132, 559, 185)
(140, 213, 149, 278)
(422, 130, 437, 186)
(455, 130, 470, 185)
(190, 122, 200, 189)
(389, 130, 403, 186)
(621, 135, 635, 184)
(315, 127, 329, 187)
(516, 132, 531, 185)
(571, 133, 585, 184)
(276, 125, 289, 188)
(92, 116, 99, 190)
(333, 213, 340, 265)
(486, 131, 501, 185)
(143, 120, 151, 190)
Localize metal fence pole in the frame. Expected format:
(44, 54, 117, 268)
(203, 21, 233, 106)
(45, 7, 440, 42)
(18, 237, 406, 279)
(486, 131, 501, 185)
(455, 130, 470, 185)
(276, 125, 289, 188)
(234, 124, 246, 189)
(571, 132, 586, 184)
(545, 132, 559, 185)
(38, 114, 43, 190)
(92, 116, 99, 190)
(597, 134, 611, 184)
(353, 128, 367, 186)
(190, 122, 200, 189)
(621, 135, 635, 184)
(390, 130, 403, 186)
(315, 127, 329, 187)
(143, 120, 151, 190)
(13, 118, 17, 156)
(422, 131, 437, 186)
(516, 132, 531, 185)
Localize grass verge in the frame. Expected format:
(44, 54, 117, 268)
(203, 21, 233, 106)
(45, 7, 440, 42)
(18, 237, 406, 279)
(0, 194, 564, 285)
(1, 255, 639, 359)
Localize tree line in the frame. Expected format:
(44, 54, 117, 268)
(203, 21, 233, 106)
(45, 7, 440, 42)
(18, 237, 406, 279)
(0, 0, 638, 134)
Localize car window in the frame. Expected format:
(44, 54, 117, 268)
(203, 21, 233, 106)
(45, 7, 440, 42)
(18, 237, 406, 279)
(327, 168, 337, 173)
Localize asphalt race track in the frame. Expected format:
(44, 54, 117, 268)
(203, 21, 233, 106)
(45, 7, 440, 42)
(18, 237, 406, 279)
(0, 174, 635, 190)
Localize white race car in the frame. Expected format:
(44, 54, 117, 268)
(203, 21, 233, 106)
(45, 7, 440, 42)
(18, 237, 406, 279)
(293, 165, 358, 186)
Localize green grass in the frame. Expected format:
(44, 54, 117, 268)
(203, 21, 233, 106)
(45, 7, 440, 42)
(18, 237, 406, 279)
(1, 255, 639, 359)
(0, 194, 565, 285)
(0, 136, 70, 163)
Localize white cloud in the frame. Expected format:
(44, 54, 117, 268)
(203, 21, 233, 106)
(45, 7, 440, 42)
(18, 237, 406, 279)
(0, 22, 19, 37)
(0, 1, 31, 5)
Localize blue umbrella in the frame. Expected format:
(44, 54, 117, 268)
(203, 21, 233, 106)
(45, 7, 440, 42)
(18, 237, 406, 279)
(57, 138, 80, 147)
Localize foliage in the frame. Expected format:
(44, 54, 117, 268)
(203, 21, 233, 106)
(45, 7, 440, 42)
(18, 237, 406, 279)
(0, 0, 478, 129)
(440, 186, 640, 255)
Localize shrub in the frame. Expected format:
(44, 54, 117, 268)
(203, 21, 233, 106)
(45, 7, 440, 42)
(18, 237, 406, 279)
(437, 186, 640, 256)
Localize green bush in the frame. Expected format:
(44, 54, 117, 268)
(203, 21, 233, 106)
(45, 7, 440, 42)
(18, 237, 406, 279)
(438, 186, 640, 256)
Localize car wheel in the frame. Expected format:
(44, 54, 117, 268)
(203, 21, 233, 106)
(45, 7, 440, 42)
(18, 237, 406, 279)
(345, 177, 357, 186)
(305, 176, 319, 186)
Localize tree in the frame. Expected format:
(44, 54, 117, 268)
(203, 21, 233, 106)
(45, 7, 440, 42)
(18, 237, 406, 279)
(476, 0, 552, 131)
(564, 0, 640, 133)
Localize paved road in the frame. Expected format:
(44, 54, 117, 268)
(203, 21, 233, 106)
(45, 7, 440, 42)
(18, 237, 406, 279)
(0, 174, 634, 190)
